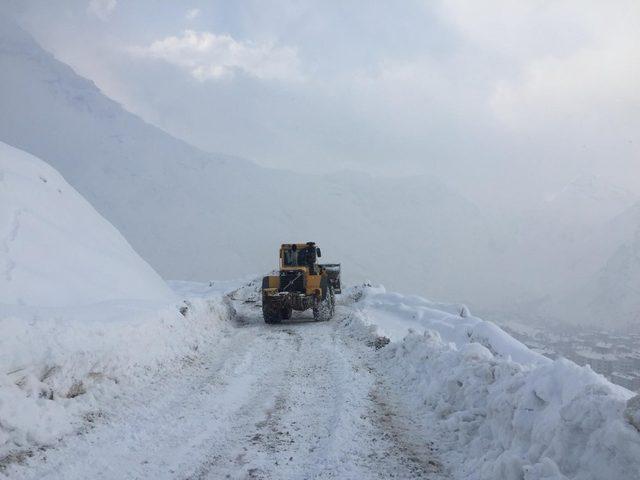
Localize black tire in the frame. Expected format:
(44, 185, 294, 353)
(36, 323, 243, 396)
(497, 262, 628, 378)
(329, 287, 335, 315)
(313, 287, 335, 321)
(263, 303, 282, 324)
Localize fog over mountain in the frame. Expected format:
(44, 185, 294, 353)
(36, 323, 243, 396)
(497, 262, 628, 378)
(546, 201, 640, 329)
(0, 18, 492, 305)
(10, 0, 639, 203)
(0, 9, 638, 330)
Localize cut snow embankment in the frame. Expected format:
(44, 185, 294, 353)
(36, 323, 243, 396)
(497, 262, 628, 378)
(340, 284, 640, 480)
(0, 143, 233, 461)
(0, 142, 173, 307)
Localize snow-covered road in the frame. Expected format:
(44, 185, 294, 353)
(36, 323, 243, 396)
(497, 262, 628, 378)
(7, 300, 445, 480)
(5, 281, 639, 480)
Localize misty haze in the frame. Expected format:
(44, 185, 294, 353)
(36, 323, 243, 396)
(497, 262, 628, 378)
(1, 1, 639, 479)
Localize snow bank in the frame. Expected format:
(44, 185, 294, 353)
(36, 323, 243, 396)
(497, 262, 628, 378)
(169, 275, 263, 300)
(344, 284, 543, 366)
(226, 275, 274, 303)
(0, 145, 234, 460)
(0, 294, 233, 460)
(0, 141, 173, 306)
(342, 285, 640, 480)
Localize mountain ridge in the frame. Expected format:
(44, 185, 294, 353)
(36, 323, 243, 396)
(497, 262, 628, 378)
(0, 18, 491, 305)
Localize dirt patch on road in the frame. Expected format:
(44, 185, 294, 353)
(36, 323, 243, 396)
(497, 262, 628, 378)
(368, 380, 444, 479)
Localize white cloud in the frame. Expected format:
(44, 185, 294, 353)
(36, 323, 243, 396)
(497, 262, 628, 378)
(490, 42, 640, 129)
(185, 8, 200, 21)
(26, 0, 639, 195)
(87, 0, 117, 21)
(437, 0, 640, 130)
(132, 30, 301, 82)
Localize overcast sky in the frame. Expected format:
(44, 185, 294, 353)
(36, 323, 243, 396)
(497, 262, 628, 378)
(7, 0, 640, 207)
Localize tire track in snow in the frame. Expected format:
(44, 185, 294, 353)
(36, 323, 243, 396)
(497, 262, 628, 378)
(183, 324, 301, 479)
(191, 305, 446, 479)
(6, 300, 448, 480)
(368, 379, 443, 477)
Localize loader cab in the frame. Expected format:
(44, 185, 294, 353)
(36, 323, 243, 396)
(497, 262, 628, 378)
(280, 243, 321, 272)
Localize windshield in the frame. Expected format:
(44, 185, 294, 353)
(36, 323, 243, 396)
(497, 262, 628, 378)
(283, 247, 313, 267)
(283, 249, 298, 266)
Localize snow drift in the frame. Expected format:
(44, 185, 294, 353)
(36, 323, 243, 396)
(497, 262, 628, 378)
(0, 144, 234, 460)
(341, 285, 640, 480)
(0, 297, 232, 458)
(0, 141, 173, 306)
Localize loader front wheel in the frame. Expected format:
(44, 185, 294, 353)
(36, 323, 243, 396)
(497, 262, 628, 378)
(262, 303, 282, 324)
(313, 287, 335, 321)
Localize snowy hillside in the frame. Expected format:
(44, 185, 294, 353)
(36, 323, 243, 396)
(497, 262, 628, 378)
(0, 18, 492, 305)
(0, 141, 173, 306)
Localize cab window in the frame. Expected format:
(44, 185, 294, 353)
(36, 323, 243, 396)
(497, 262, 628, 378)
(283, 249, 297, 266)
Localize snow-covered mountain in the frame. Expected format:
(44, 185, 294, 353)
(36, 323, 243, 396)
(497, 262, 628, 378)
(544, 173, 637, 226)
(0, 18, 491, 304)
(550, 201, 640, 329)
(478, 173, 639, 322)
(535, 174, 637, 281)
(0, 141, 173, 306)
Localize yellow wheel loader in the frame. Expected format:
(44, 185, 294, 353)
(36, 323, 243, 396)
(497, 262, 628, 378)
(261, 242, 341, 324)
